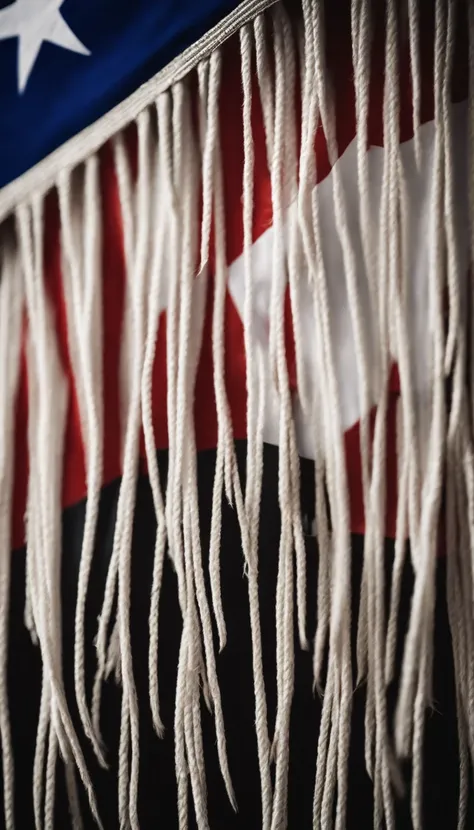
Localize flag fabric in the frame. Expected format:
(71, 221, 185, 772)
(0, 0, 247, 188)
(0, 1, 472, 828)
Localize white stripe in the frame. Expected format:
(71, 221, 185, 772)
(228, 103, 469, 458)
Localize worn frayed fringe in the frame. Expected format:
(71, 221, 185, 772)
(0, 0, 473, 828)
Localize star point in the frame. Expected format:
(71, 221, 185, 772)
(0, 0, 90, 93)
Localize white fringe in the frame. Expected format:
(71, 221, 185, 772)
(240, 22, 273, 830)
(18, 197, 103, 829)
(0, 228, 23, 830)
(0, 0, 472, 827)
(395, 0, 448, 762)
(58, 154, 106, 767)
(143, 95, 169, 741)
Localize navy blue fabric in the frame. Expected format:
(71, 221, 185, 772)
(0, 0, 238, 188)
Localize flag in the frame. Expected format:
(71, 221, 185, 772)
(0, 0, 255, 188)
(0, 1, 472, 828)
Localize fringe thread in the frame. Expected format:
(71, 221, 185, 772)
(0, 0, 472, 827)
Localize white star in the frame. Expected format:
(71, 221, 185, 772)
(0, 0, 90, 93)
